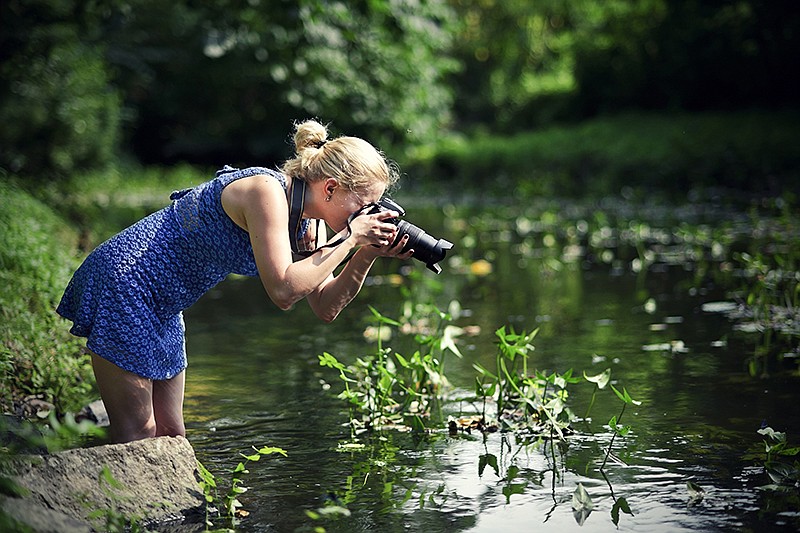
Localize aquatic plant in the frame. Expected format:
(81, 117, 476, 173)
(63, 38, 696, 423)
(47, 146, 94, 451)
(197, 445, 287, 531)
(755, 426, 800, 488)
(472, 326, 587, 440)
(316, 299, 647, 528)
(319, 303, 464, 434)
(600, 385, 642, 471)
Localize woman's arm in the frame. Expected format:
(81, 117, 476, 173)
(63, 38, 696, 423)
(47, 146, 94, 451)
(305, 235, 410, 322)
(225, 176, 400, 313)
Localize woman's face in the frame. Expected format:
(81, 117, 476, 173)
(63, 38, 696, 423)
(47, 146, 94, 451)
(326, 181, 385, 232)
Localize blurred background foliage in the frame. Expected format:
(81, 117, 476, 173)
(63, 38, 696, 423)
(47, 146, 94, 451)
(0, 0, 798, 194)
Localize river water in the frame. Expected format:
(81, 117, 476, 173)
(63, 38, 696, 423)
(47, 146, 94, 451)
(180, 198, 799, 532)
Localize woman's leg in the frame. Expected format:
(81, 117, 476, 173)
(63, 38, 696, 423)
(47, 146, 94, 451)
(90, 352, 157, 443)
(152, 371, 186, 437)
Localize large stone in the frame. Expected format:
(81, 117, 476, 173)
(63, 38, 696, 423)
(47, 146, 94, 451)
(2, 436, 204, 531)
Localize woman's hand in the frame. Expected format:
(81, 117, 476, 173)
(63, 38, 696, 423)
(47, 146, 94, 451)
(347, 210, 414, 259)
(370, 233, 414, 259)
(348, 210, 401, 248)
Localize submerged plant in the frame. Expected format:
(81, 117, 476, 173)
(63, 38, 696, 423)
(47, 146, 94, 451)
(600, 385, 642, 471)
(197, 445, 287, 531)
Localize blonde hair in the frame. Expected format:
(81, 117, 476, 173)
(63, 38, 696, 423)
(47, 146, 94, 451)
(281, 119, 399, 193)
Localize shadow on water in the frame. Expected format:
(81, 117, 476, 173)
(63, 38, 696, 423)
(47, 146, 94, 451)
(182, 197, 799, 532)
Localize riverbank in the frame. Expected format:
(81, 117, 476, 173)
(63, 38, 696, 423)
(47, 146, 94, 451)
(0, 181, 94, 418)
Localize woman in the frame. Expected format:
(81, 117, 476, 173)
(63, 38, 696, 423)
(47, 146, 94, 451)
(57, 119, 413, 443)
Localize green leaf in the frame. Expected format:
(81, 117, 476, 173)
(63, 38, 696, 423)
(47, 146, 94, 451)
(610, 384, 625, 402)
(314, 505, 351, 517)
(502, 482, 527, 503)
(572, 483, 594, 525)
(368, 305, 400, 326)
(611, 496, 633, 526)
(319, 352, 345, 371)
(779, 446, 800, 456)
(473, 362, 498, 380)
(583, 368, 611, 389)
(196, 460, 217, 488)
(758, 426, 786, 442)
(478, 453, 499, 477)
(441, 325, 463, 358)
(610, 384, 642, 405)
(474, 377, 487, 397)
(257, 446, 288, 457)
(766, 462, 799, 485)
(394, 352, 410, 368)
(571, 483, 594, 512)
(687, 480, 705, 501)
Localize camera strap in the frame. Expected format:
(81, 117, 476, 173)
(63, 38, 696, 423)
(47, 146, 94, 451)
(287, 178, 360, 257)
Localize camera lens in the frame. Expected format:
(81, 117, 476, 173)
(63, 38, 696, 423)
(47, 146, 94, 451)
(394, 220, 453, 274)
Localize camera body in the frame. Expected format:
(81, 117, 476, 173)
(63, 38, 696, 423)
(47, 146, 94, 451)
(365, 198, 453, 274)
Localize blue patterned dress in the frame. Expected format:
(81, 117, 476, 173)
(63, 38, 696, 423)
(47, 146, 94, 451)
(57, 166, 300, 380)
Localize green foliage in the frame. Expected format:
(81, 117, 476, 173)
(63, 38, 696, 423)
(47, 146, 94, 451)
(295, 0, 458, 148)
(0, 181, 95, 415)
(315, 294, 648, 527)
(410, 110, 800, 197)
(571, 482, 593, 526)
(755, 426, 800, 487)
(197, 446, 287, 530)
(449, 0, 800, 130)
(1, 0, 122, 182)
(320, 302, 643, 473)
(319, 302, 463, 434)
(600, 385, 641, 471)
(85, 465, 146, 533)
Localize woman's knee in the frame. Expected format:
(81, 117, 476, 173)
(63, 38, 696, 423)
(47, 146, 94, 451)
(90, 352, 157, 443)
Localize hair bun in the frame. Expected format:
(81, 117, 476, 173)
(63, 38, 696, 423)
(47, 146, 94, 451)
(293, 120, 329, 152)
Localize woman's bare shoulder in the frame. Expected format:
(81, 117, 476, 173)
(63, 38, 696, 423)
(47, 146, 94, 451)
(222, 174, 288, 230)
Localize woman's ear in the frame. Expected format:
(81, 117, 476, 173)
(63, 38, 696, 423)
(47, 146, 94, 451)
(324, 177, 338, 197)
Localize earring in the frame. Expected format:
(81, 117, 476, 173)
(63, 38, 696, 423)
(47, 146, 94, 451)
(325, 195, 332, 202)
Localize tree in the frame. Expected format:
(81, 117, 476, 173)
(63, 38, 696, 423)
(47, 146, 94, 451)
(448, 0, 800, 132)
(1, 0, 458, 178)
(0, 0, 121, 183)
(102, 0, 459, 164)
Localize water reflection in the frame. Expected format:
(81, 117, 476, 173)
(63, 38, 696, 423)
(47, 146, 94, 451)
(181, 201, 799, 532)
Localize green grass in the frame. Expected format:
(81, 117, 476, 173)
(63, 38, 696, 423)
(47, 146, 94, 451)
(405, 109, 800, 199)
(0, 180, 94, 415)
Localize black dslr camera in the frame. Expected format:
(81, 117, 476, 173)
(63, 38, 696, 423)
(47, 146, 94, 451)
(364, 198, 453, 274)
